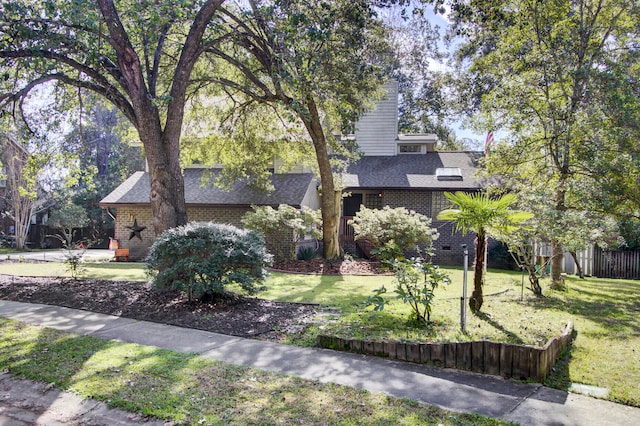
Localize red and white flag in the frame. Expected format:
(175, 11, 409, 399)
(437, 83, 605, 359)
(484, 131, 494, 154)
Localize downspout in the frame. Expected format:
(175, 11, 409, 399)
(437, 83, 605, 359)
(104, 207, 117, 222)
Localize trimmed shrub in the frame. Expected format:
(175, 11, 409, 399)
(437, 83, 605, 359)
(146, 222, 272, 301)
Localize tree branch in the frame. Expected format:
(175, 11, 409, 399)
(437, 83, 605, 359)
(1, 73, 136, 125)
(0, 49, 126, 94)
(163, 0, 225, 145)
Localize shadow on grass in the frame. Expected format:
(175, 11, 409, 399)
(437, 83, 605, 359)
(527, 277, 640, 337)
(0, 319, 500, 425)
(264, 273, 374, 307)
(474, 311, 526, 345)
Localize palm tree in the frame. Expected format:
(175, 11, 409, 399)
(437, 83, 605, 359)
(437, 192, 532, 313)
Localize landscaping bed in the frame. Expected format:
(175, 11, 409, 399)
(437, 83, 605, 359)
(0, 274, 317, 339)
(0, 260, 384, 340)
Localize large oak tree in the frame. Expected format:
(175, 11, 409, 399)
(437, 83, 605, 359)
(1, 0, 226, 236)
(198, 0, 394, 259)
(1, 1, 399, 259)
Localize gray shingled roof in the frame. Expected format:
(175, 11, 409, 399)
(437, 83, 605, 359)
(343, 152, 483, 190)
(100, 168, 316, 207)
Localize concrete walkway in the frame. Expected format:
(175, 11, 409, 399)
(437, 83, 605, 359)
(1, 249, 115, 263)
(1, 300, 638, 425)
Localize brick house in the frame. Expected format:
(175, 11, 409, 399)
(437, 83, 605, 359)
(101, 81, 483, 263)
(340, 81, 482, 264)
(100, 168, 319, 260)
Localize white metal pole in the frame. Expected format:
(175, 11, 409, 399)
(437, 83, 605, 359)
(461, 245, 468, 332)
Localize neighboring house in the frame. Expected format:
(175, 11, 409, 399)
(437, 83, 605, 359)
(101, 80, 483, 263)
(100, 168, 319, 260)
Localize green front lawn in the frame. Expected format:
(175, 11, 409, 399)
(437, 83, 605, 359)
(0, 318, 507, 425)
(0, 261, 638, 407)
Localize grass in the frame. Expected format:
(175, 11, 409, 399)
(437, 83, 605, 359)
(0, 260, 148, 281)
(0, 318, 507, 425)
(0, 260, 638, 407)
(260, 270, 640, 407)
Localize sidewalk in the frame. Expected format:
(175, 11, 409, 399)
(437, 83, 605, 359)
(1, 300, 639, 425)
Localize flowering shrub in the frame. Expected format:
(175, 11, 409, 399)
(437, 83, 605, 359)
(349, 206, 439, 261)
(242, 204, 321, 261)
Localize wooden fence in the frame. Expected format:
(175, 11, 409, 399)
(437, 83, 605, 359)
(317, 322, 573, 382)
(593, 247, 640, 279)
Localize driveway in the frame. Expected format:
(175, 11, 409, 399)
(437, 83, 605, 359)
(2, 249, 116, 263)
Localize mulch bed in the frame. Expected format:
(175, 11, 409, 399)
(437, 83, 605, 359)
(0, 259, 387, 340)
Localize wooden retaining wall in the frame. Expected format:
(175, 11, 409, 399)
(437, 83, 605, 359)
(316, 322, 573, 382)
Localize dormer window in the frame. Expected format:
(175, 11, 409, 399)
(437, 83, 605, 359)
(399, 144, 423, 154)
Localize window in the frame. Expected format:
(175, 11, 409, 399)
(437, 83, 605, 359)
(364, 193, 383, 210)
(435, 167, 463, 180)
(399, 144, 422, 153)
(431, 192, 451, 217)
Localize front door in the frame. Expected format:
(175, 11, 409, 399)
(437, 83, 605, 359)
(343, 193, 363, 217)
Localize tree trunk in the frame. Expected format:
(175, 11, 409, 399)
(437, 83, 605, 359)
(2, 139, 31, 250)
(12, 196, 31, 250)
(551, 176, 567, 289)
(137, 118, 188, 236)
(550, 238, 566, 290)
(302, 98, 343, 260)
(569, 250, 584, 279)
(97, 0, 223, 236)
(526, 266, 543, 296)
(470, 230, 486, 313)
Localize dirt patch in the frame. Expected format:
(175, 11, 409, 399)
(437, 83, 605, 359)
(0, 274, 316, 338)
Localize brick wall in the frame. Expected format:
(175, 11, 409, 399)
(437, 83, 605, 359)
(114, 206, 155, 260)
(113, 205, 293, 261)
(114, 194, 476, 265)
(432, 220, 477, 266)
(381, 190, 432, 215)
(344, 190, 477, 266)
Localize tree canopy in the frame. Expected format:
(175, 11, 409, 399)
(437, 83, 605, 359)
(1, 0, 231, 236)
(196, 0, 395, 258)
(0, 0, 404, 260)
(448, 0, 640, 286)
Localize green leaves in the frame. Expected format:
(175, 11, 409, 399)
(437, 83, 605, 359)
(242, 205, 322, 261)
(362, 285, 388, 312)
(361, 258, 450, 325)
(438, 191, 532, 240)
(349, 205, 439, 255)
(146, 222, 273, 301)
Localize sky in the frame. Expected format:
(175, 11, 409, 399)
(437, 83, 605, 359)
(387, 3, 487, 148)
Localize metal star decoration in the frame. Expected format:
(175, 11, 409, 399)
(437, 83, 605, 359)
(126, 219, 147, 241)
